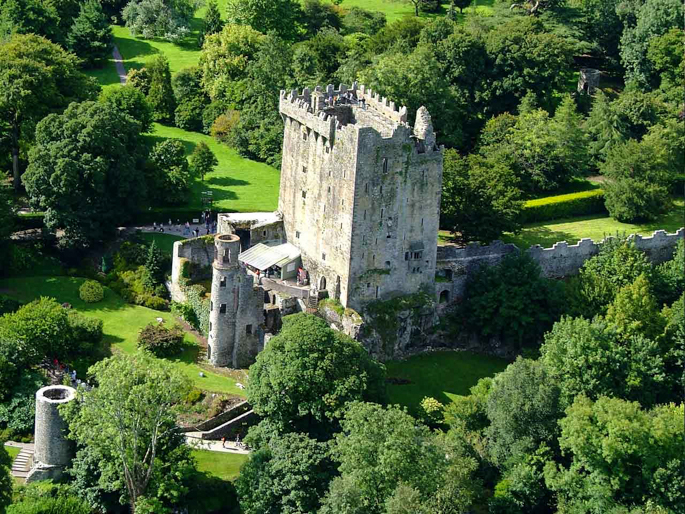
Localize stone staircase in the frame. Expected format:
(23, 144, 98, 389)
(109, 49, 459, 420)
(11, 447, 33, 480)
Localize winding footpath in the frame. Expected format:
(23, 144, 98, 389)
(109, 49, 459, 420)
(112, 45, 127, 84)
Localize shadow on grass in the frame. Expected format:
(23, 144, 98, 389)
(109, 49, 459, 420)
(503, 224, 583, 249)
(114, 31, 159, 69)
(143, 133, 198, 156)
(205, 176, 250, 188)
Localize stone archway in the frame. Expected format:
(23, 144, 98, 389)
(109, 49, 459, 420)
(439, 290, 450, 304)
(319, 275, 327, 291)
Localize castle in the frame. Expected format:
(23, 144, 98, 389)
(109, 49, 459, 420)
(171, 83, 683, 367)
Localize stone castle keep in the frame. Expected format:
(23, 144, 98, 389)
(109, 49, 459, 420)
(171, 83, 684, 366)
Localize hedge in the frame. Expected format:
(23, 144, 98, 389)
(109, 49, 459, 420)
(520, 189, 607, 224)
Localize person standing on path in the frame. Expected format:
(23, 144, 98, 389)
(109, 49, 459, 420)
(221, 437, 226, 449)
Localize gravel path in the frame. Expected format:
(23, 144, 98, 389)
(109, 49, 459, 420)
(112, 45, 127, 85)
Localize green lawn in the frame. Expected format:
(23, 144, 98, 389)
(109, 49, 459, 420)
(138, 233, 186, 256)
(0, 276, 245, 395)
(338, 0, 494, 22)
(4, 445, 20, 461)
(501, 198, 684, 249)
(148, 124, 280, 213)
(192, 449, 248, 481)
(385, 350, 508, 412)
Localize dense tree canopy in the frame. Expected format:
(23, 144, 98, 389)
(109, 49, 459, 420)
(225, 0, 302, 41)
(100, 85, 154, 133)
(0, 34, 99, 190)
(122, 0, 197, 42)
(67, 0, 113, 68)
(23, 101, 147, 248)
(246, 314, 386, 438)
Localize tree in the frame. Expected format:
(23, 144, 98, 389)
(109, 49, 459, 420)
(143, 240, 165, 289)
(0, 34, 99, 191)
(100, 85, 154, 133)
(461, 253, 566, 346)
(188, 142, 217, 181)
(547, 396, 684, 511)
(122, 0, 197, 42)
(586, 91, 628, 164)
(540, 316, 669, 408)
(484, 18, 574, 115)
(236, 432, 337, 514)
(171, 66, 209, 131)
(302, 0, 341, 36)
(147, 55, 176, 123)
(567, 238, 653, 318)
(147, 139, 191, 205)
(225, 0, 302, 40)
(203, 0, 224, 38)
(23, 101, 146, 248)
(0, 438, 11, 514)
(6, 481, 92, 514)
(0, 370, 46, 435)
(0, 0, 62, 43)
(453, 0, 472, 14)
(601, 139, 672, 222)
(63, 354, 194, 513)
(440, 150, 523, 244)
(647, 28, 685, 97)
(67, 0, 114, 67)
(0, 187, 14, 258)
(577, 0, 622, 63)
(485, 358, 562, 468)
(620, 0, 682, 89)
(605, 274, 665, 340)
(246, 314, 386, 438)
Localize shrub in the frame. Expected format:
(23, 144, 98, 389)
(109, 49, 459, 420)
(520, 189, 606, 224)
(67, 311, 104, 352)
(137, 323, 185, 357)
(461, 253, 566, 347)
(652, 238, 685, 306)
(0, 371, 47, 435)
(136, 294, 169, 311)
(419, 396, 444, 427)
(7, 482, 91, 514)
(185, 387, 203, 404)
(79, 280, 104, 303)
(184, 284, 210, 335)
(0, 296, 21, 315)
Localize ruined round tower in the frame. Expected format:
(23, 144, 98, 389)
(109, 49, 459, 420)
(209, 234, 242, 367)
(27, 385, 76, 483)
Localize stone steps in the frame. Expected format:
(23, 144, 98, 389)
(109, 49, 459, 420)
(11, 448, 33, 478)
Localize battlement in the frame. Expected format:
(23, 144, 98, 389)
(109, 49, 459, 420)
(278, 82, 434, 145)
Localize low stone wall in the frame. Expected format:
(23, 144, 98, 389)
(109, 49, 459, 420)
(436, 229, 684, 302)
(201, 410, 258, 440)
(180, 401, 251, 433)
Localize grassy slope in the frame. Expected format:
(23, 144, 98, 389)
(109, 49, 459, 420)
(149, 124, 280, 213)
(385, 350, 508, 412)
(501, 198, 685, 249)
(4, 445, 20, 461)
(192, 450, 248, 481)
(0, 276, 245, 395)
(138, 233, 186, 255)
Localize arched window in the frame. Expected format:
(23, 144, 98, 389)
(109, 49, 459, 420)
(319, 276, 327, 290)
(382, 158, 388, 173)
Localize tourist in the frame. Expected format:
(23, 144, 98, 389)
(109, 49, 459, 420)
(221, 437, 226, 449)
(168, 218, 172, 227)
(153, 221, 157, 230)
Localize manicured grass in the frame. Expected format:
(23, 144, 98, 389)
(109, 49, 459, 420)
(138, 233, 186, 256)
(192, 449, 248, 481)
(4, 445, 20, 461)
(0, 276, 245, 395)
(439, 198, 684, 248)
(148, 123, 280, 213)
(338, 0, 494, 22)
(501, 198, 685, 249)
(385, 350, 508, 412)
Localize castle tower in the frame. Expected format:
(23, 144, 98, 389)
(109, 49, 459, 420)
(27, 385, 76, 483)
(208, 234, 264, 368)
(278, 83, 443, 310)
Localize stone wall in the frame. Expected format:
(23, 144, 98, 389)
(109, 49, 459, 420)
(170, 237, 214, 302)
(435, 229, 684, 303)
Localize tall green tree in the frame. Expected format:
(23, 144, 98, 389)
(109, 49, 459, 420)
(0, 0, 61, 43)
(203, 0, 223, 37)
(0, 436, 12, 513)
(586, 91, 629, 165)
(147, 55, 176, 123)
(122, 0, 197, 42)
(546, 396, 684, 512)
(0, 34, 99, 191)
(100, 85, 154, 133)
(452, 0, 471, 14)
(440, 150, 523, 244)
(143, 240, 165, 289)
(247, 314, 386, 438)
(23, 101, 146, 248)
(225, 0, 302, 40)
(67, 0, 114, 68)
(188, 141, 217, 181)
(601, 138, 672, 222)
(147, 139, 191, 205)
(62, 354, 195, 513)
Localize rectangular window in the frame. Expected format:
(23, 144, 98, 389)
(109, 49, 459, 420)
(220, 304, 227, 314)
(220, 277, 226, 287)
(365, 183, 369, 193)
(367, 283, 371, 288)
(380, 208, 384, 220)
(302, 131, 307, 141)
(405, 252, 409, 261)
(246, 324, 252, 335)
(302, 165, 307, 173)
(302, 190, 307, 199)
(209, 322, 212, 331)
(375, 286, 379, 298)
(263, 230, 267, 236)
(322, 252, 326, 261)
(296, 231, 300, 238)
(363, 210, 366, 220)
(211, 301, 214, 311)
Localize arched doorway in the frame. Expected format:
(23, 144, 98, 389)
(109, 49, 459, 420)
(439, 290, 450, 304)
(319, 276, 327, 290)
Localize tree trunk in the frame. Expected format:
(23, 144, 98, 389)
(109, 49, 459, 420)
(11, 121, 20, 192)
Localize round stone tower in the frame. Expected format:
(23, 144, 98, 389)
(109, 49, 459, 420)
(27, 385, 76, 483)
(208, 234, 242, 367)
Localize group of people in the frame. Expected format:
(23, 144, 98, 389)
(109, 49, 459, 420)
(324, 91, 361, 108)
(151, 210, 217, 238)
(52, 359, 91, 391)
(220, 434, 245, 450)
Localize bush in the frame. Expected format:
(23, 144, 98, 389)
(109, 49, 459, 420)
(79, 280, 104, 303)
(137, 322, 185, 357)
(68, 311, 104, 352)
(461, 253, 566, 347)
(520, 189, 606, 224)
(0, 296, 21, 315)
(0, 371, 47, 435)
(7, 482, 91, 514)
(136, 294, 169, 311)
(185, 387, 203, 404)
(184, 284, 210, 335)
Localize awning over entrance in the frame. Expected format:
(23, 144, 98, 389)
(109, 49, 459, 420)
(238, 243, 301, 271)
